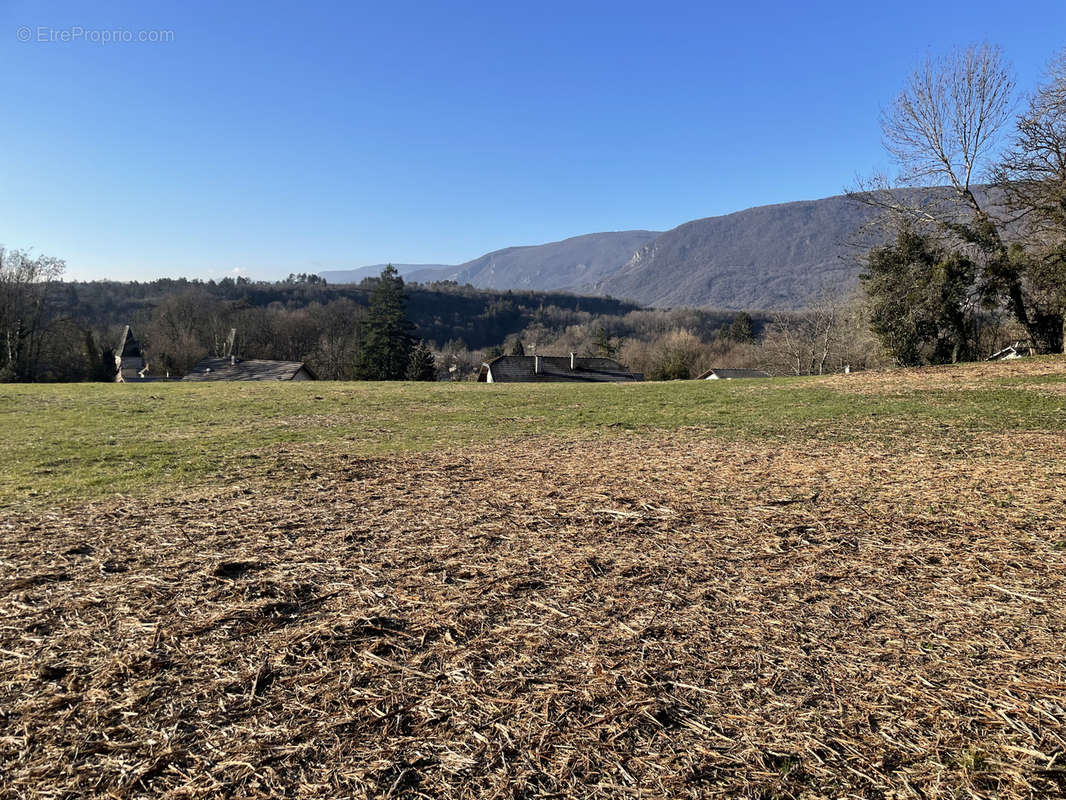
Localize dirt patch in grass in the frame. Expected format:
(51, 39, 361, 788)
(2, 433, 1065, 798)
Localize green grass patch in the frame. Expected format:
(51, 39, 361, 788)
(2, 369, 1064, 506)
(995, 372, 1066, 385)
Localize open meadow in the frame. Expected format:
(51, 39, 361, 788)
(2, 359, 1066, 798)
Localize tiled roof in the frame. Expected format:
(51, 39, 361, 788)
(116, 326, 144, 359)
(480, 355, 641, 383)
(697, 368, 771, 380)
(182, 358, 316, 381)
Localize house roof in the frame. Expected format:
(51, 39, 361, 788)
(988, 341, 1032, 361)
(181, 357, 317, 381)
(697, 367, 771, 380)
(116, 326, 143, 359)
(479, 355, 641, 383)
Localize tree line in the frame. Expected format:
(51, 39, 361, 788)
(0, 246, 961, 383)
(0, 264, 642, 381)
(5, 245, 870, 382)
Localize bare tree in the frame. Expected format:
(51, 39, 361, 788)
(761, 315, 810, 376)
(648, 329, 704, 380)
(883, 43, 1015, 213)
(992, 49, 1066, 351)
(0, 247, 66, 381)
(307, 299, 363, 380)
(853, 44, 1016, 241)
(144, 289, 225, 374)
(761, 292, 883, 375)
(761, 298, 839, 376)
(994, 49, 1066, 237)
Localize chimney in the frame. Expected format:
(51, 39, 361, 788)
(570, 352, 576, 370)
(230, 354, 236, 366)
(534, 355, 541, 374)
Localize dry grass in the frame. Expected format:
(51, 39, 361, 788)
(821, 358, 1066, 396)
(3, 420, 1065, 797)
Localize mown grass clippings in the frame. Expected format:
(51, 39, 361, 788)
(2, 421, 1065, 798)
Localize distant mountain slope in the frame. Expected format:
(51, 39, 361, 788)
(320, 231, 660, 292)
(587, 194, 883, 309)
(320, 190, 980, 309)
(319, 263, 451, 285)
(437, 231, 662, 290)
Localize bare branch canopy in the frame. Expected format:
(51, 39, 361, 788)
(882, 43, 1015, 213)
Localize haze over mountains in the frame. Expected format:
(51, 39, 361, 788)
(320, 193, 891, 309)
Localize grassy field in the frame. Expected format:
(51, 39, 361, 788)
(2, 358, 1066, 797)
(3, 357, 1066, 505)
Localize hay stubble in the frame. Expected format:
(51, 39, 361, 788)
(2, 427, 1065, 798)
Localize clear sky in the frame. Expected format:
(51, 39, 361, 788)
(1, 0, 1063, 281)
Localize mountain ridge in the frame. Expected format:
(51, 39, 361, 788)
(318, 192, 939, 309)
(586, 194, 882, 309)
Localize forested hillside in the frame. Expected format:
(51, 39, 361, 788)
(3, 261, 815, 382)
(587, 195, 879, 308)
(314, 193, 945, 310)
(62, 277, 637, 348)
(22, 276, 639, 380)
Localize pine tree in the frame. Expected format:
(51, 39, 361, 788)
(724, 313, 754, 343)
(509, 338, 525, 356)
(353, 265, 415, 380)
(406, 339, 437, 381)
(592, 326, 620, 357)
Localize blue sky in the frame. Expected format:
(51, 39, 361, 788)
(1, 0, 1063, 281)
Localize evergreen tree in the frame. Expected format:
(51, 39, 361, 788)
(724, 312, 754, 343)
(592, 326, 621, 358)
(353, 265, 414, 380)
(406, 339, 437, 381)
(509, 337, 525, 356)
(862, 228, 978, 366)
